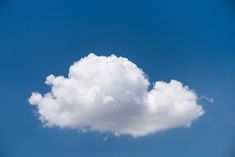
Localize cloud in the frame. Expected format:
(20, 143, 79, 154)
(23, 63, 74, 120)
(200, 96, 214, 103)
(28, 53, 204, 137)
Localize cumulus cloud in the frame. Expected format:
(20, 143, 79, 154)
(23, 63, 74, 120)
(28, 53, 204, 137)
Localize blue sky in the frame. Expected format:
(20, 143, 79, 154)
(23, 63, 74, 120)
(0, 0, 235, 157)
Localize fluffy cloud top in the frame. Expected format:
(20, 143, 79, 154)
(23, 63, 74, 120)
(29, 53, 204, 137)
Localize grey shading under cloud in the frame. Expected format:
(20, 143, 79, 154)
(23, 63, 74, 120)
(28, 53, 204, 137)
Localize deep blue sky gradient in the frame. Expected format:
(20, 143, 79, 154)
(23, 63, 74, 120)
(0, 0, 235, 157)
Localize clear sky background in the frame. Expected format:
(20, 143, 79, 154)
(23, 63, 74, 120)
(0, 0, 235, 157)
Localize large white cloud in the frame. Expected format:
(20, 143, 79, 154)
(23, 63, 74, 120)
(28, 53, 204, 137)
